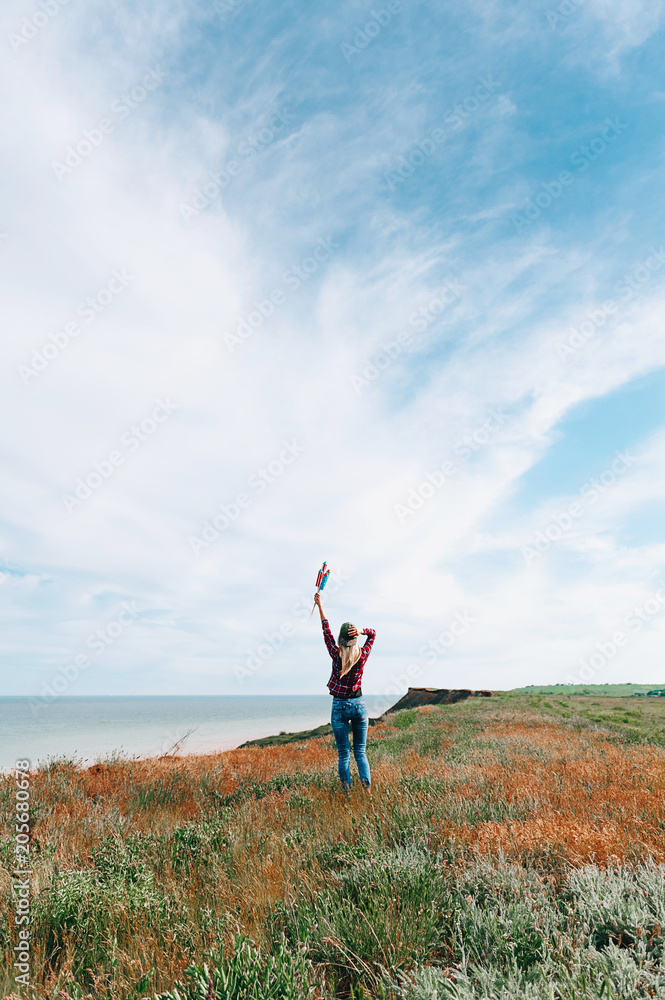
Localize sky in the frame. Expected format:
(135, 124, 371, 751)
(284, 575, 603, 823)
(1, 0, 665, 700)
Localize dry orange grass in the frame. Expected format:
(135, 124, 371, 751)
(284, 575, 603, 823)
(30, 737, 337, 863)
(19, 710, 665, 872)
(378, 718, 665, 866)
(376, 726, 660, 862)
(3, 702, 665, 996)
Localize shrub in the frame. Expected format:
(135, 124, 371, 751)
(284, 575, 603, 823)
(158, 934, 314, 1000)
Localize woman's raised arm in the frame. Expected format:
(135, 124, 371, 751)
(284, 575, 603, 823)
(314, 590, 326, 622)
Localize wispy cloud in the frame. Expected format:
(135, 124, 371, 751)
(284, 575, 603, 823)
(1, 0, 664, 696)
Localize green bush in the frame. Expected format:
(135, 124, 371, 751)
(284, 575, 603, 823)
(33, 841, 172, 979)
(158, 934, 315, 1000)
(381, 859, 665, 1000)
(275, 845, 451, 992)
(565, 862, 665, 955)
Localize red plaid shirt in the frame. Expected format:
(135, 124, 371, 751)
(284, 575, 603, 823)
(322, 619, 376, 697)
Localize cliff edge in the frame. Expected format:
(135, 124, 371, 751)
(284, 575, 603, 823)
(381, 686, 492, 713)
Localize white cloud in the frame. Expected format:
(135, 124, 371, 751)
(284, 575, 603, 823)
(1, 0, 664, 698)
(584, 0, 665, 57)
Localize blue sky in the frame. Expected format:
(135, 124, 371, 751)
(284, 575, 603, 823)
(1, 0, 664, 700)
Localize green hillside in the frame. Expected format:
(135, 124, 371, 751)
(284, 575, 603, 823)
(509, 682, 665, 697)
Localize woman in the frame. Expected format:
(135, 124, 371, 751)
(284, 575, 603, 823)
(314, 590, 376, 790)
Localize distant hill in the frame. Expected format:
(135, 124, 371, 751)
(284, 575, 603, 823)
(509, 683, 665, 697)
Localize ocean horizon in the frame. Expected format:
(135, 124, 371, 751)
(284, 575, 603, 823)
(0, 694, 392, 770)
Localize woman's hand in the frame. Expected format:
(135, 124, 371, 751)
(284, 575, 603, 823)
(314, 591, 326, 620)
(347, 625, 359, 639)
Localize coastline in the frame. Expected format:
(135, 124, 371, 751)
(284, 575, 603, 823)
(0, 693, 391, 770)
(1, 690, 496, 767)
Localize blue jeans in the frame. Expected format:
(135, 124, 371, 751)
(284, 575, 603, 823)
(331, 696, 371, 789)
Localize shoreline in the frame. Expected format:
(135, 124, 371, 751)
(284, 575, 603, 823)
(0, 693, 392, 772)
(0, 689, 495, 769)
(1, 717, 369, 773)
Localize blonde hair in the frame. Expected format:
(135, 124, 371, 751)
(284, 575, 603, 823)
(338, 634, 361, 678)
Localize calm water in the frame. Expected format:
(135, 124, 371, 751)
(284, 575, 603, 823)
(0, 695, 391, 769)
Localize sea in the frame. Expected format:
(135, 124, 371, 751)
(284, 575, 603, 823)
(0, 695, 391, 770)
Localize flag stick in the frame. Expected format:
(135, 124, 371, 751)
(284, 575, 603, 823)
(310, 562, 330, 616)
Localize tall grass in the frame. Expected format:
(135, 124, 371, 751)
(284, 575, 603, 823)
(1, 695, 665, 998)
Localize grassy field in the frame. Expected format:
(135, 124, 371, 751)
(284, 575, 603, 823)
(2, 692, 665, 999)
(510, 684, 665, 697)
